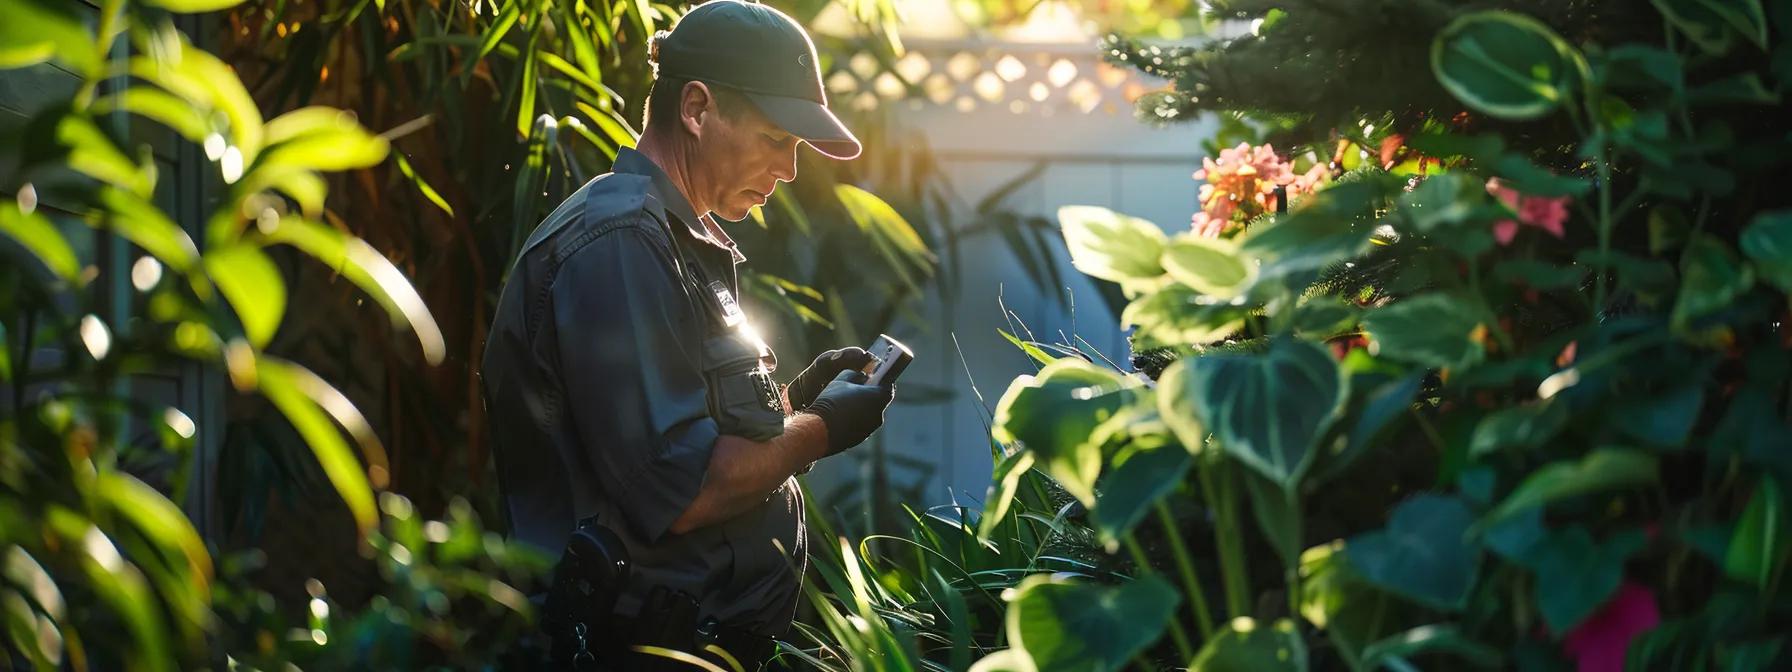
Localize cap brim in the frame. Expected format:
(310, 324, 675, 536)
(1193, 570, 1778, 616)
(744, 92, 862, 160)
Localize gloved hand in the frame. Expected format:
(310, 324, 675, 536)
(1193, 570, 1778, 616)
(785, 347, 874, 412)
(801, 370, 894, 455)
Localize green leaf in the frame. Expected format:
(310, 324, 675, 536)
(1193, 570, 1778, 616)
(1598, 45, 1684, 94)
(1091, 440, 1191, 549)
(1483, 450, 1658, 525)
(1122, 284, 1248, 348)
(98, 188, 201, 272)
(1687, 73, 1780, 105)
(1494, 259, 1587, 290)
(999, 328, 1057, 366)
(837, 183, 928, 258)
(44, 511, 172, 672)
(1335, 373, 1423, 474)
(1362, 292, 1489, 370)
(977, 449, 1036, 542)
(140, 0, 247, 11)
(0, 200, 79, 281)
(516, 49, 539, 138)
(0, 0, 100, 73)
(474, 0, 522, 68)
(59, 117, 155, 197)
(1241, 180, 1389, 280)
(1292, 300, 1358, 339)
(1161, 337, 1344, 487)
(1724, 477, 1789, 588)
(1469, 400, 1568, 456)
(1345, 494, 1481, 611)
(1362, 625, 1504, 670)
(1652, 0, 1742, 53)
(257, 357, 377, 535)
(1006, 574, 1180, 672)
(175, 42, 265, 162)
(1672, 234, 1754, 330)
(991, 359, 1137, 505)
(1058, 205, 1168, 287)
(1431, 11, 1583, 121)
(1189, 618, 1308, 672)
(255, 124, 390, 173)
(1522, 527, 1646, 633)
(1161, 234, 1255, 298)
(394, 153, 454, 216)
(262, 217, 446, 364)
(1399, 172, 1488, 232)
(1611, 385, 1704, 449)
(1740, 210, 1792, 293)
(94, 88, 212, 142)
(1300, 541, 1404, 662)
(203, 245, 286, 349)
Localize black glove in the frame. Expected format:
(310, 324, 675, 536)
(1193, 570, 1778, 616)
(785, 347, 874, 412)
(801, 370, 894, 455)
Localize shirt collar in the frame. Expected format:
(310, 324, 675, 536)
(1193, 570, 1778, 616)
(612, 147, 747, 264)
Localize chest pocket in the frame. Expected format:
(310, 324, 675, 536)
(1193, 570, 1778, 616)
(700, 326, 785, 441)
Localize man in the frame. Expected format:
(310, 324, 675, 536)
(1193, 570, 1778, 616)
(479, 0, 895, 667)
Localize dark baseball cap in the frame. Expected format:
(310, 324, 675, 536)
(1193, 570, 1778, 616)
(653, 0, 862, 160)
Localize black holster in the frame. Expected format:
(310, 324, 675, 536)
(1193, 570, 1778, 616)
(544, 516, 630, 669)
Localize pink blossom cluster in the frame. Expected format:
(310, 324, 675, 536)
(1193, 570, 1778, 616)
(1486, 178, 1570, 245)
(1191, 142, 1329, 238)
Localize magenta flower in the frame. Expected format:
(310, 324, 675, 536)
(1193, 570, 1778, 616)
(1561, 581, 1660, 672)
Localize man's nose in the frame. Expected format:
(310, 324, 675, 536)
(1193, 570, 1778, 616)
(771, 144, 797, 183)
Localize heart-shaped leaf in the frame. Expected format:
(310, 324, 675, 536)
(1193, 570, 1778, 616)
(1672, 234, 1754, 330)
(1740, 210, 1792, 294)
(1345, 494, 1481, 611)
(1432, 11, 1583, 121)
(1159, 337, 1345, 488)
(992, 359, 1138, 505)
(1483, 449, 1659, 525)
(1162, 234, 1256, 298)
(1189, 617, 1308, 672)
(1006, 574, 1180, 672)
(1092, 440, 1192, 550)
(1059, 205, 1168, 288)
(1362, 292, 1490, 370)
(1521, 527, 1646, 633)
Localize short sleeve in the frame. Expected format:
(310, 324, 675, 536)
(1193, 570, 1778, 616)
(551, 222, 718, 542)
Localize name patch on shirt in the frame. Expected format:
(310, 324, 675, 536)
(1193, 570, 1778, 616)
(710, 281, 745, 327)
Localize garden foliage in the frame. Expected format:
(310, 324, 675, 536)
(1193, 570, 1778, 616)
(798, 0, 1792, 670)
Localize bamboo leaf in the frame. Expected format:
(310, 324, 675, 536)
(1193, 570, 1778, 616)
(394, 152, 454, 216)
(203, 244, 286, 348)
(256, 357, 377, 535)
(262, 217, 446, 364)
(1, 200, 80, 281)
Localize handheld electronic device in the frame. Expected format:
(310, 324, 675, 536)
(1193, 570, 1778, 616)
(864, 334, 913, 387)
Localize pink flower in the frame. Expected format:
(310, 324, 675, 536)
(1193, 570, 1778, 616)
(1562, 582, 1660, 672)
(1191, 142, 1329, 235)
(1487, 178, 1570, 245)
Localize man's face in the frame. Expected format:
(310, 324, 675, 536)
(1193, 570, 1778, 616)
(692, 91, 800, 222)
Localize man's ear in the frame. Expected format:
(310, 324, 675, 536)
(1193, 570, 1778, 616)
(679, 80, 713, 139)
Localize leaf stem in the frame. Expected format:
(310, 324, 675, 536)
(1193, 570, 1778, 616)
(1199, 455, 1252, 617)
(1125, 533, 1196, 663)
(1155, 501, 1217, 640)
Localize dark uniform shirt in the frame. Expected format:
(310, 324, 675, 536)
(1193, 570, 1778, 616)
(481, 148, 806, 637)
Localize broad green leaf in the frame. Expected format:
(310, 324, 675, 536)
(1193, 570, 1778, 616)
(1161, 234, 1255, 298)
(0, 0, 99, 73)
(1345, 494, 1480, 611)
(141, 0, 248, 10)
(1521, 527, 1645, 633)
(1724, 477, 1788, 588)
(264, 217, 445, 364)
(1612, 384, 1704, 448)
(394, 152, 455, 217)
(1598, 45, 1683, 94)
(1653, 0, 1765, 52)
(1240, 180, 1390, 279)
(1483, 449, 1658, 525)
(1672, 234, 1754, 330)
(1006, 574, 1179, 672)
(1091, 440, 1191, 550)
(978, 449, 1036, 542)
(991, 360, 1137, 505)
(1431, 11, 1582, 121)
(1399, 172, 1487, 232)
(59, 117, 155, 196)
(257, 357, 377, 535)
(1330, 373, 1423, 479)
(1740, 210, 1792, 293)
(1122, 284, 1247, 348)
(1469, 400, 1567, 456)
(1300, 541, 1403, 662)
(1361, 625, 1504, 670)
(1189, 617, 1308, 672)
(1362, 292, 1489, 370)
(263, 106, 363, 146)
(98, 188, 201, 272)
(1292, 300, 1358, 339)
(175, 42, 265, 162)
(255, 126, 390, 173)
(204, 245, 285, 348)
(1491, 154, 1592, 198)
(1058, 205, 1168, 286)
(1687, 73, 1780, 105)
(95, 89, 212, 142)
(0, 200, 79, 281)
(1161, 337, 1344, 487)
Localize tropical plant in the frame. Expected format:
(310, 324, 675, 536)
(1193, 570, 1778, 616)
(802, 0, 1792, 670)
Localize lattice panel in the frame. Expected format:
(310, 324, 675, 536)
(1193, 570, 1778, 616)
(824, 45, 1163, 116)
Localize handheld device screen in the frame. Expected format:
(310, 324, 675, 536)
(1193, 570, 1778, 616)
(865, 334, 913, 386)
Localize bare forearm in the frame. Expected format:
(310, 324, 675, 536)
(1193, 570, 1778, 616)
(667, 413, 828, 534)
